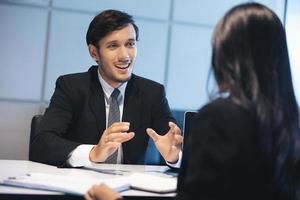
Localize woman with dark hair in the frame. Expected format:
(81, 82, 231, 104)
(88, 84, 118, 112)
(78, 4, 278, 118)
(85, 3, 299, 200)
(176, 2, 299, 200)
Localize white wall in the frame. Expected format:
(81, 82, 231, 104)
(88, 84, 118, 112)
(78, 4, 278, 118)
(0, 0, 288, 159)
(286, 0, 300, 107)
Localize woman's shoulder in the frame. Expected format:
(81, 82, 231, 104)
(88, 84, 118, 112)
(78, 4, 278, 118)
(199, 98, 250, 116)
(195, 98, 256, 131)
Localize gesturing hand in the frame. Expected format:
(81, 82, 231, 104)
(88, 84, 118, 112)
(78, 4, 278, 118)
(146, 122, 183, 163)
(89, 122, 135, 163)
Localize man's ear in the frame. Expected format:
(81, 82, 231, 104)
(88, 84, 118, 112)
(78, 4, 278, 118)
(88, 44, 99, 63)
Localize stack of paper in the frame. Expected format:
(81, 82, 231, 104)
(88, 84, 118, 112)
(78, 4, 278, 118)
(2, 171, 177, 195)
(3, 172, 130, 195)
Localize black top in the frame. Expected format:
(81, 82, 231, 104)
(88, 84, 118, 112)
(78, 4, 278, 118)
(30, 66, 175, 166)
(176, 98, 276, 200)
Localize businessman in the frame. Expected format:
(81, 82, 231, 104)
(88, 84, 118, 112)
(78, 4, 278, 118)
(29, 9, 183, 167)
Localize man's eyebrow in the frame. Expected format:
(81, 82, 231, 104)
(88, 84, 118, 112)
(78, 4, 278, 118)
(104, 38, 136, 46)
(105, 40, 118, 45)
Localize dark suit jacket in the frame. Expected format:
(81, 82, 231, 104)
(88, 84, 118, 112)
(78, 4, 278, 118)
(30, 66, 175, 166)
(176, 98, 276, 200)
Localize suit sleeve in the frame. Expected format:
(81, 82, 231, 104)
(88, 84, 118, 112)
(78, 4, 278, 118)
(176, 105, 238, 200)
(29, 76, 80, 166)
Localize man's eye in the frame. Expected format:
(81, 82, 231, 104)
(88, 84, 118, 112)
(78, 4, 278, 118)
(108, 44, 118, 49)
(127, 41, 136, 48)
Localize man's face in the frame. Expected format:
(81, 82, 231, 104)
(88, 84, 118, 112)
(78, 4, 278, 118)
(93, 24, 137, 88)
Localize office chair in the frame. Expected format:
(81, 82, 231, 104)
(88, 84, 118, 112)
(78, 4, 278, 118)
(29, 114, 43, 160)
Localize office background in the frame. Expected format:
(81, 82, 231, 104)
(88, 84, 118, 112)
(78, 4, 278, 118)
(0, 0, 299, 160)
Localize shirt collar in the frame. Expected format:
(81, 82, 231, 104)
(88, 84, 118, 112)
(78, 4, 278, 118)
(97, 69, 127, 102)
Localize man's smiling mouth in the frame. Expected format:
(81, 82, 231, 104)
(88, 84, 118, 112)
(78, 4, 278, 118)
(115, 62, 131, 69)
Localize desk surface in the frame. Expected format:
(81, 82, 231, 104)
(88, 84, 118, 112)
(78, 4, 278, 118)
(0, 160, 176, 198)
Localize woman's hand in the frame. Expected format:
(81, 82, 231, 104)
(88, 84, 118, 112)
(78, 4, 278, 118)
(84, 183, 121, 200)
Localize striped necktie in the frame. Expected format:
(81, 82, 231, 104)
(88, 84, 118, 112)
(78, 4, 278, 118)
(106, 88, 120, 163)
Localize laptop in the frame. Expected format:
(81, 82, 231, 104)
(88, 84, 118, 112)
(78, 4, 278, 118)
(182, 111, 197, 147)
(165, 111, 197, 175)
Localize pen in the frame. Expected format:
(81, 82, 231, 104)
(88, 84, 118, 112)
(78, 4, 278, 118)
(92, 169, 126, 175)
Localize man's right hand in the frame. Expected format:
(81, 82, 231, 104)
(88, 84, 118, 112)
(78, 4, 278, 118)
(89, 122, 135, 163)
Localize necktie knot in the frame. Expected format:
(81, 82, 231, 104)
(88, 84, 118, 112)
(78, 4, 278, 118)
(110, 88, 120, 102)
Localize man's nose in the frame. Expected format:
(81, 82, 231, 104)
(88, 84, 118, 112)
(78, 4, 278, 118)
(118, 46, 130, 60)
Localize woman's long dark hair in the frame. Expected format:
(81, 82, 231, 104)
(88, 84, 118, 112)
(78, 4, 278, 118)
(212, 2, 299, 198)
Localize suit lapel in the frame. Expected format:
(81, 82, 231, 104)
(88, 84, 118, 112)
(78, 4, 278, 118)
(88, 67, 106, 134)
(122, 75, 143, 163)
(122, 75, 141, 130)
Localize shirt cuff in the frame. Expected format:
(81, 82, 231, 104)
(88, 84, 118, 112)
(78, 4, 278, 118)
(67, 144, 94, 167)
(165, 150, 182, 168)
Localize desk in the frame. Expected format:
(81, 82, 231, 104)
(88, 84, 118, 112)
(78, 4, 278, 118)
(0, 160, 176, 200)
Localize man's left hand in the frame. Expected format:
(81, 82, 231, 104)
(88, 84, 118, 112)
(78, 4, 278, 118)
(146, 122, 183, 163)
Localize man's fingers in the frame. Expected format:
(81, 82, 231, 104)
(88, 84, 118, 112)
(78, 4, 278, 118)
(174, 134, 184, 145)
(168, 121, 181, 135)
(168, 121, 176, 128)
(113, 132, 135, 143)
(110, 122, 130, 127)
(105, 132, 135, 143)
(102, 122, 131, 143)
(146, 128, 159, 142)
(122, 132, 135, 142)
(108, 122, 130, 133)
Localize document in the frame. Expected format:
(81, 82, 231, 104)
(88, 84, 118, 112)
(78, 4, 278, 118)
(2, 168, 177, 194)
(84, 164, 177, 193)
(2, 172, 130, 195)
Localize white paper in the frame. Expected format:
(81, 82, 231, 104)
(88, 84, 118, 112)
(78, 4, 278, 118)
(3, 171, 177, 195)
(129, 173, 177, 193)
(3, 172, 130, 195)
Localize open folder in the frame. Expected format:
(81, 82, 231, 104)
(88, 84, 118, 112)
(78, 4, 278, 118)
(2, 171, 177, 195)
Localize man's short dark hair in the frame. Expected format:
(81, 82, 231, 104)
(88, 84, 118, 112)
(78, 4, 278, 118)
(86, 9, 139, 47)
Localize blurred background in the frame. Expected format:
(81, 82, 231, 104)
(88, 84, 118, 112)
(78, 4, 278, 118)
(0, 0, 299, 160)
